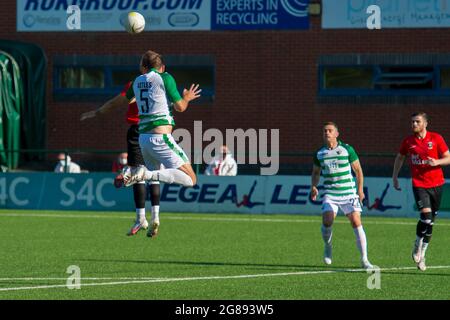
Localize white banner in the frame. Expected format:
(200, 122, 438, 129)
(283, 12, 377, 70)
(17, 0, 211, 31)
(322, 0, 450, 29)
(147, 175, 450, 218)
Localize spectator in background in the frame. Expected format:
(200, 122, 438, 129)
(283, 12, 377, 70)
(112, 152, 128, 173)
(205, 145, 237, 176)
(54, 153, 81, 173)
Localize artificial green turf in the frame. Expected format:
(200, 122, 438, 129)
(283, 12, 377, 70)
(0, 209, 448, 300)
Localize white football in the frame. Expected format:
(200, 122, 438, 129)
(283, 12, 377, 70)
(125, 12, 145, 34)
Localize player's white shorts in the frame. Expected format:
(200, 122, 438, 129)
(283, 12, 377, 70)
(139, 133, 189, 170)
(322, 195, 362, 215)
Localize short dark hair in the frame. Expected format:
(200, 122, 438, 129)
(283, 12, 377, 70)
(140, 50, 164, 70)
(411, 112, 428, 122)
(323, 121, 338, 131)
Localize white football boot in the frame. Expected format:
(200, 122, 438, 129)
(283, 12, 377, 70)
(412, 238, 423, 264)
(147, 219, 160, 238)
(323, 243, 332, 265)
(417, 257, 427, 271)
(361, 259, 374, 270)
(123, 166, 148, 187)
(127, 219, 149, 236)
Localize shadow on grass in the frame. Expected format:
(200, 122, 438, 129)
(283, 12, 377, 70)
(78, 258, 450, 277)
(79, 258, 363, 271)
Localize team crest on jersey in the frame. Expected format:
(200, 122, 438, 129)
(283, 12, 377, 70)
(336, 150, 341, 155)
(428, 142, 433, 149)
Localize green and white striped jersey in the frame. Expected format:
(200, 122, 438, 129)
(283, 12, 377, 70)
(127, 68, 182, 134)
(313, 141, 359, 200)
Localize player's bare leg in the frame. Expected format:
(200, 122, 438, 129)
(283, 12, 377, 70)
(322, 211, 335, 265)
(177, 163, 197, 185)
(347, 212, 373, 269)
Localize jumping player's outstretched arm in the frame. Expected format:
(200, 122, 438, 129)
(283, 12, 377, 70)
(392, 153, 406, 190)
(80, 94, 130, 121)
(173, 84, 202, 113)
(351, 159, 365, 204)
(161, 72, 201, 113)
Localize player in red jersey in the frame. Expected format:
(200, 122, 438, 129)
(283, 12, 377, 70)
(80, 82, 161, 237)
(392, 112, 450, 271)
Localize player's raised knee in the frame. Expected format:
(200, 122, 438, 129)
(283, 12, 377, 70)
(188, 173, 197, 186)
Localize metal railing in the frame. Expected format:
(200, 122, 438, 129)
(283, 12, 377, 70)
(3, 148, 446, 177)
(1, 149, 204, 174)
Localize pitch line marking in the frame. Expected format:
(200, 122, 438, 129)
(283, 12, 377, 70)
(0, 277, 163, 281)
(0, 265, 449, 292)
(0, 212, 449, 227)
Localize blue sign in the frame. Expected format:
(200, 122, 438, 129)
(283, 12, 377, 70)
(212, 0, 310, 30)
(0, 173, 134, 211)
(155, 176, 415, 217)
(323, 0, 450, 29)
(2, 173, 440, 218)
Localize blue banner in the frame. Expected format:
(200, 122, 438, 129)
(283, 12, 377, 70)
(0, 173, 134, 211)
(212, 0, 310, 30)
(322, 0, 450, 29)
(17, 0, 309, 31)
(3, 173, 449, 218)
(155, 175, 415, 216)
